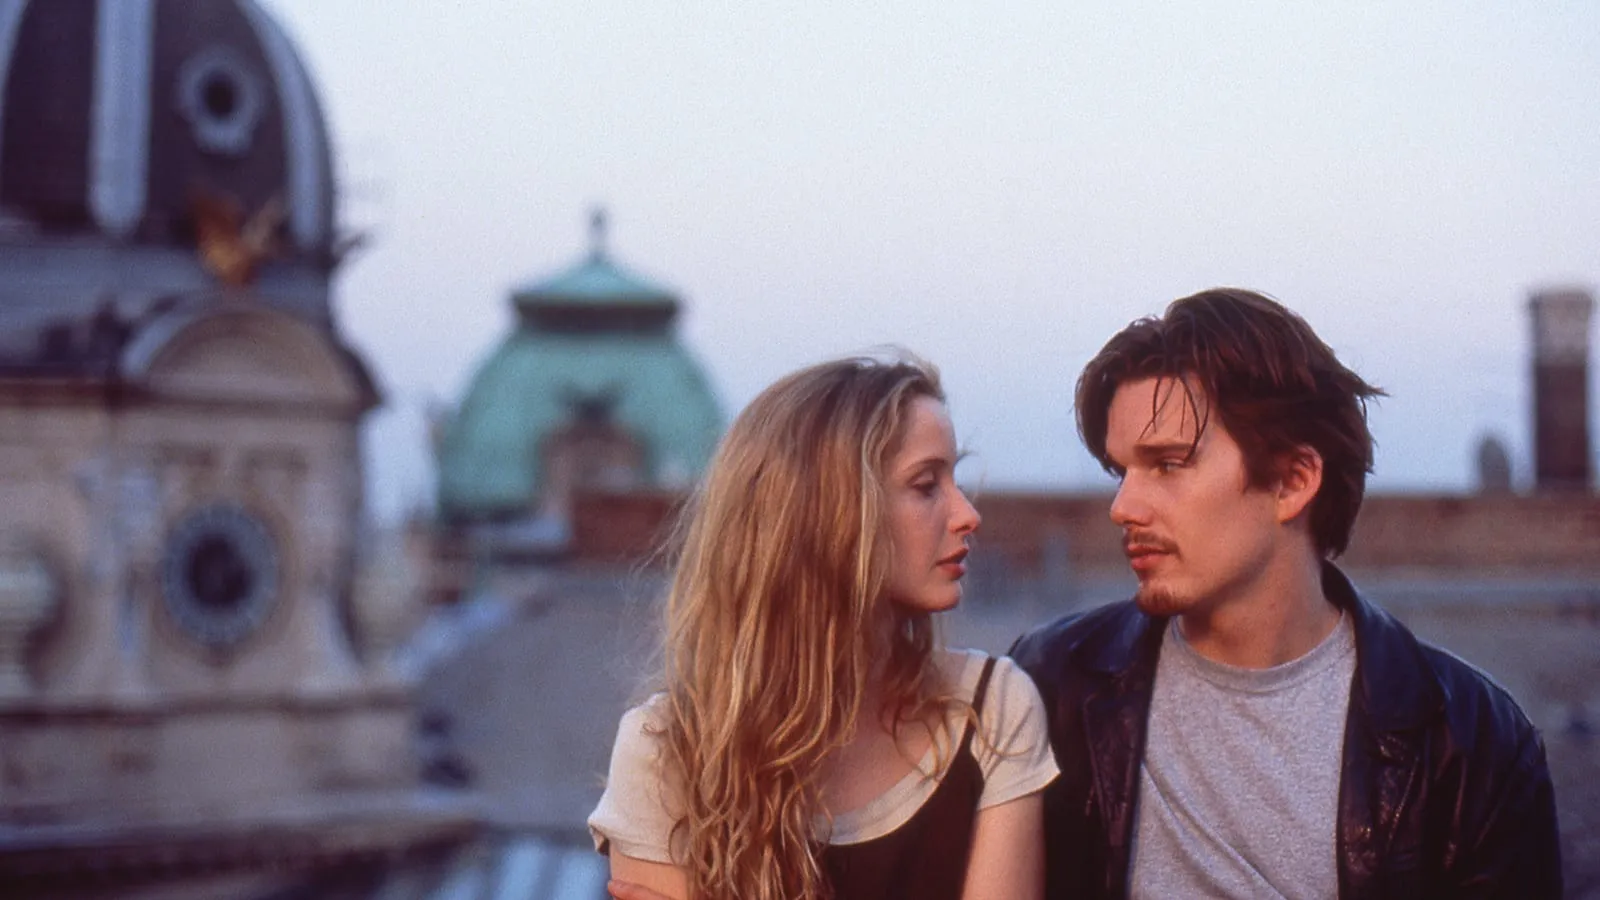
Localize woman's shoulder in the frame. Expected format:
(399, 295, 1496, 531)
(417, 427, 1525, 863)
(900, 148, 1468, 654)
(610, 693, 674, 759)
(933, 646, 985, 689)
(619, 692, 670, 729)
(935, 646, 1036, 709)
(935, 648, 1059, 809)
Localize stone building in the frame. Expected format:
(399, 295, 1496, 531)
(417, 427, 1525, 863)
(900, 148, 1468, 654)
(0, 2, 472, 896)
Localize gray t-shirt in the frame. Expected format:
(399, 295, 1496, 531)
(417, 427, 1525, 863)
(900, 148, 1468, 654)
(1130, 612, 1357, 900)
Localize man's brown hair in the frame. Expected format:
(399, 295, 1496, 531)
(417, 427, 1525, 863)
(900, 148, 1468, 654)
(1077, 288, 1385, 557)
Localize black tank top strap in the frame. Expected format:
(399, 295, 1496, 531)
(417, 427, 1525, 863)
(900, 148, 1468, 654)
(822, 653, 999, 900)
(957, 654, 999, 759)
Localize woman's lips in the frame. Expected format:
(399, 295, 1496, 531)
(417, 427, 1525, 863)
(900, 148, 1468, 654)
(938, 549, 969, 578)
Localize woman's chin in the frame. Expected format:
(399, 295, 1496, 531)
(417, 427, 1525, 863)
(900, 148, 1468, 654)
(891, 588, 962, 615)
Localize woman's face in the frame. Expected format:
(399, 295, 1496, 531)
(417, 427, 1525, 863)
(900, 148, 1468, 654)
(882, 396, 981, 613)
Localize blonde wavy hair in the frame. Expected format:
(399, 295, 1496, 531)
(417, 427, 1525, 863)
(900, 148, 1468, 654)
(658, 353, 956, 900)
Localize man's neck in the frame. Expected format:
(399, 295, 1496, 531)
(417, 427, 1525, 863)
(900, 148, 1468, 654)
(1177, 553, 1341, 669)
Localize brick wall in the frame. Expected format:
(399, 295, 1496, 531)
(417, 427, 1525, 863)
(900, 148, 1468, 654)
(568, 490, 684, 566)
(568, 489, 1600, 577)
(1342, 494, 1600, 573)
(967, 492, 1600, 578)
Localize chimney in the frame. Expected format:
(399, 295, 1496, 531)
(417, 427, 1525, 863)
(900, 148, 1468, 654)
(1529, 287, 1594, 491)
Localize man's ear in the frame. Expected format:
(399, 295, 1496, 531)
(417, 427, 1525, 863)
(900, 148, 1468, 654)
(1275, 446, 1323, 525)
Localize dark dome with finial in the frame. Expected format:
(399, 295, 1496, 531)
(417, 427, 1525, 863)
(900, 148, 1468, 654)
(0, 0, 357, 374)
(0, 0, 335, 257)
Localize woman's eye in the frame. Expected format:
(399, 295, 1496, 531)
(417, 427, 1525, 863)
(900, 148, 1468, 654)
(913, 480, 938, 495)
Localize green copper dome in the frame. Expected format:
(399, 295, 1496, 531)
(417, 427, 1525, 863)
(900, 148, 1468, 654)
(436, 214, 722, 521)
(511, 209, 676, 311)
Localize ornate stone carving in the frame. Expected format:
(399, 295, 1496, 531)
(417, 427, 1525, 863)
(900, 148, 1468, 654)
(351, 525, 427, 681)
(0, 537, 57, 699)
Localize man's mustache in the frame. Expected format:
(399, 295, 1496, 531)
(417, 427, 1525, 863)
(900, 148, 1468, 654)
(1123, 531, 1178, 555)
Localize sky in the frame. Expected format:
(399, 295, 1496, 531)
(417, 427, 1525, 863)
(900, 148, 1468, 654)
(263, 0, 1600, 522)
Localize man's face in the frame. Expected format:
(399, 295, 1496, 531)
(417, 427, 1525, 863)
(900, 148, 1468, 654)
(1103, 376, 1283, 617)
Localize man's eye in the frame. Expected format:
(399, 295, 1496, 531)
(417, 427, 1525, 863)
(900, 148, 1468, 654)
(1156, 458, 1183, 473)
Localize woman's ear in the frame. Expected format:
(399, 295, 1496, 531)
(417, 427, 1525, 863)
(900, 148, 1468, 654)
(1275, 446, 1324, 525)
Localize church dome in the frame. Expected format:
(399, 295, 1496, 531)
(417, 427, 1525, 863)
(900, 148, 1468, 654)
(436, 214, 722, 522)
(0, 0, 335, 257)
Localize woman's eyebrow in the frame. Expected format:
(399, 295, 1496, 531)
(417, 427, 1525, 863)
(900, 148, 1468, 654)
(899, 455, 951, 477)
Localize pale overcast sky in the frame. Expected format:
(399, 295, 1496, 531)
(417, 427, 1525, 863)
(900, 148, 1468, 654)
(264, 0, 1600, 521)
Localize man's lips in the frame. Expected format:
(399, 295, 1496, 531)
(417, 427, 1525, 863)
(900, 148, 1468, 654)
(1125, 548, 1167, 574)
(1123, 536, 1175, 574)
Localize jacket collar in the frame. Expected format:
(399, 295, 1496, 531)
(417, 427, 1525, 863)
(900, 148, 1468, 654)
(1323, 562, 1446, 734)
(1074, 561, 1445, 732)
(1076, 601, 1162, 677)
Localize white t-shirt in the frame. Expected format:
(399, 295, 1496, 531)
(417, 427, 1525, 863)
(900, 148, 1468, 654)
(588, 648, 1058, 863)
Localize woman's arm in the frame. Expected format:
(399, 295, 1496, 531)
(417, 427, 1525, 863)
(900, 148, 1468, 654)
(961, 792, 1046, 900)
(609, 852, 689, 900)
(959, 654, 1055, 900)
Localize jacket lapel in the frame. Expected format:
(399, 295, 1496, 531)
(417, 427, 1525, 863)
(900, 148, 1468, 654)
(1339, 695, 1426, 896)
(1078, 609, 1166, 897)
(1327, 564, 1439, 897)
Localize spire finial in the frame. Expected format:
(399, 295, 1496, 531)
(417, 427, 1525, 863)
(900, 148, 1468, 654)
(588, 206, 608, 260)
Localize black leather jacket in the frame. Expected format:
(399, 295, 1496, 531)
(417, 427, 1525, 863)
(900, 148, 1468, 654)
(1009, 563, 1562, 899)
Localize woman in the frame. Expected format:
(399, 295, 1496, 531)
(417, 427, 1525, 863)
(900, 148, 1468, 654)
(588, 354, 1057, 900)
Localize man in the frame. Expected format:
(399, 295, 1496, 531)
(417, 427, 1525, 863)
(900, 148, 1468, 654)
(1010, 288, 1561, 898)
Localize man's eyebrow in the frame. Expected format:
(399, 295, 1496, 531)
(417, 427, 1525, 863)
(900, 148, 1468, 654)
(1130, 441, 1197, 460)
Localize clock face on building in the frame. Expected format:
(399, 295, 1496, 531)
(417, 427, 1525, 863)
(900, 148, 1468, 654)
(160, 505, 280, 649)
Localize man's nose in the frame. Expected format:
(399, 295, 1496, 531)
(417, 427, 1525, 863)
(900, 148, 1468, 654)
(1109, 475, 1149, 528)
